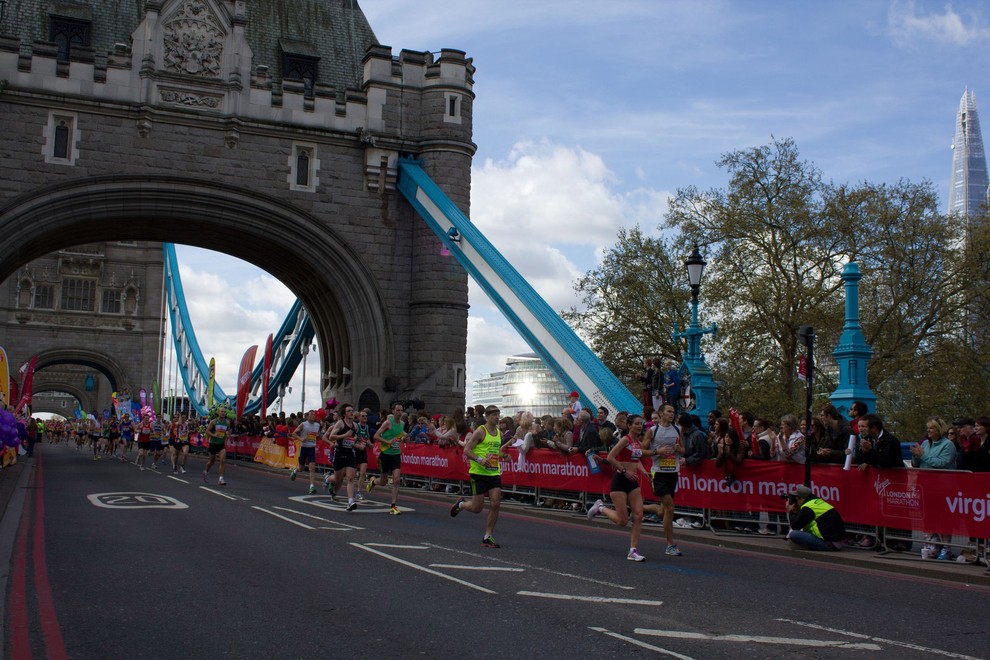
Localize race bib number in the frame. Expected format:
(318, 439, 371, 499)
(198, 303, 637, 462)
(657, 456, 677, 472)
(306, 432, 317, 442)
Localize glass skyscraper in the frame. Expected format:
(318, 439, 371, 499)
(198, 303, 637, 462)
(470, 353, 571, 418)
(948, 89, 989, 223)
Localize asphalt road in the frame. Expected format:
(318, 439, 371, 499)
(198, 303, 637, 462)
(4, 444, 988, 659)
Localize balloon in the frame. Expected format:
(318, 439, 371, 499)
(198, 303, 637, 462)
(315, 409, 327, 421)
(325, 398, 339, 409)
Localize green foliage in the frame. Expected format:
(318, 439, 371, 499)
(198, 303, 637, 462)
(563, 227, 687, 393)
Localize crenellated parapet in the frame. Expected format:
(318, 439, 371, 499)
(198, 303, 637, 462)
(0, 3, 475, 152)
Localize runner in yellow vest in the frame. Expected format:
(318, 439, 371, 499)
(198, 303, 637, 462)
(369, 402, 406, 515)
(450, 405, 510, 548)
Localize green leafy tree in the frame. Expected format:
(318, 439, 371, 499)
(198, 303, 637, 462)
(665, 138, 853, 418)
(564, 227, 687, 393)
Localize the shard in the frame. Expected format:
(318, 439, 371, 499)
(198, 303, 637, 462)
(948, 89, 989, 222)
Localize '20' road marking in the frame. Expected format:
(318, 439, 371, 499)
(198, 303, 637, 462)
(87, 492, 188, 509)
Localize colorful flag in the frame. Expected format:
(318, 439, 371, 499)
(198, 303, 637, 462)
(15, 355, 38, 414)
(153, 382, 161, 416)
(235, 346, 258, 419)
(261, 334, 273, 419)
(207, 357, 216, 409)
(0, 346, 8, 409)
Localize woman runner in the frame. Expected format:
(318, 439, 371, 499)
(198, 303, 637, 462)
(587, 413, 650, 561)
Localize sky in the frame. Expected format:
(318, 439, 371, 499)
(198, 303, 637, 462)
(172, 0, 990, 413)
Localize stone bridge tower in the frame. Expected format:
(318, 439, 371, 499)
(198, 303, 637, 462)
(0, 1, 475, 414)
(0, 242, 164, 415)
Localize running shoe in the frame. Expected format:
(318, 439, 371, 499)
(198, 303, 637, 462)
(481, 536, 500, 548)
(331, 493, 339, 503)
(308, 485, 317, 494)
(587, 498, 604, 520)
(290, 468, 298, 481)
(151, 462, 158, 470)
(217, 478, 227, 487)
(355, 493, 365, 501)
(627, 548, 646, 562)
(366, 476, 377, 493)
(389, 505, 401, 515)
(346, 501, 358, 512)
(450, 497, 464, 518)
(757, 527, 775, 536)
(180, 467, 186, 474)
(202, 470, 208, 483)
(665, 544, 683, 557)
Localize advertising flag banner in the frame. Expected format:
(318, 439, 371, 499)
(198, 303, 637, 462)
(261, 334, 273, 419)
(235, 345, 258, 419)
(14, 355, 38, 414)
(0, 346, 8, 409)
(207, 358, 216, 409)
(153, 382, 161, 416)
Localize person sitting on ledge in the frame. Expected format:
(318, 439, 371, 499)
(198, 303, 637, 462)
(784, 485, 846, 551)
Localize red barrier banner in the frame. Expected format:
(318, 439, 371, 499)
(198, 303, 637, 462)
(396, 446, 990, 538)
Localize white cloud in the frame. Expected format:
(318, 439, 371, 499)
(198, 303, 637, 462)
(176, 263, 289, 390)
(887, 1, 990, 46)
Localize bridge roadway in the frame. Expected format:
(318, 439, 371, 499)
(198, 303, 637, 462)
(1, 446, 987, 659)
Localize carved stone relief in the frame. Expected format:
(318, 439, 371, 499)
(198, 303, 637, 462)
(162, 0, 225, 78)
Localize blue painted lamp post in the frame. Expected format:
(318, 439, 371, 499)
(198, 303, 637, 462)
(829, 262, 876, 418)
(672, 245, 718, 428)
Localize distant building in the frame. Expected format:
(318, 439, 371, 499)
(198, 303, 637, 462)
(470, 353, 571, 418)
(948, 89, 989, 225)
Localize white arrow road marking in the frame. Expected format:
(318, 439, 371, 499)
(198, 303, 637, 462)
(423, 542, 635, 590)
(199, 487, 245, 500)
(590, 628, 694, 659)
(252, 506, 314, 529)
(635, 629, 880, 651)
(350, 543, 496, 594)
(519, 591, 662, 606)
(271, 506, 364, 530)
(430, 564, 524, 572)
(777, 618, 980, 659)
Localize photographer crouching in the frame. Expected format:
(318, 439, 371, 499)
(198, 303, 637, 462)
(783, 485, 847, 551)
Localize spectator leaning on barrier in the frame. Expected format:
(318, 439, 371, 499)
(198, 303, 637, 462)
(965, 417, 990, 472)
(911, 417, 957, 470)
(597, 406, 616, 436)
(817, 405, 852, 464)
(674, 412, 708, 530)
(849, 400, 869, 436)
(953, 417, 979, 470)
(853, 414, 902, 469)
(913, 417, 959, 561)
(784, 485, 847, 551)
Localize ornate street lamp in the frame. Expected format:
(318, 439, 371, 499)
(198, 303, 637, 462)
(672, 245, 718, 427)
